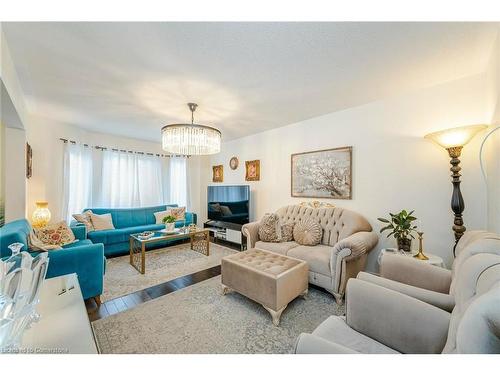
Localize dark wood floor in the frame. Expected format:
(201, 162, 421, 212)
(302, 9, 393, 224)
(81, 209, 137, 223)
(85, 265, 222, 322)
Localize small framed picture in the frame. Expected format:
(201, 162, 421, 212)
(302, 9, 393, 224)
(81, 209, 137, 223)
(245, 160, 260, 181)
(229, 156, 239, 170)
(212, 165, 223, 182)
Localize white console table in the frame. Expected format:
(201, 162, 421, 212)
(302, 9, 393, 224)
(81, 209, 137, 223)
(20, 273, 98, 354)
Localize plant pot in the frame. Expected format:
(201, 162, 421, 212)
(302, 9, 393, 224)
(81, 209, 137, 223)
(165, 223, 175, 232)
(397, 237, 412, 252)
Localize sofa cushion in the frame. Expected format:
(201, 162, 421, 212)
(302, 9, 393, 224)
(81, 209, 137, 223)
(259, 213, 281, 242)
(255, 241, 299, 255)
(34, 221, 76, 246)
(287, 244, 332, 276)
(88, 224, 164, 245)
(90, 213, 115, 231)
(293, 218, 322, 246)
(313, 316, 399, 354)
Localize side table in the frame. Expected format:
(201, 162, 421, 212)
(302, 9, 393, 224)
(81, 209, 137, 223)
(377, 248, 445, 268)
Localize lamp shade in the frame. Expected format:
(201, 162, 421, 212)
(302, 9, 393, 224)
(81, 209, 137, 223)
(161, 124, 221, 155)
(32, 201, 51, 228)
(424, 124, 487, 149)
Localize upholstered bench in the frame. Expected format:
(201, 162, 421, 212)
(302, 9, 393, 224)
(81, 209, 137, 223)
(221, 249, 308, 326)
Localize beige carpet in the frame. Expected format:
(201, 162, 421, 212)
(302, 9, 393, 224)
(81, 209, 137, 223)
(102, 242, 237, 301)
(92, 276, 344, 354)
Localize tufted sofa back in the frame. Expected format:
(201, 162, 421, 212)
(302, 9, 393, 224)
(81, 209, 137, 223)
(275, 205, 372, 247)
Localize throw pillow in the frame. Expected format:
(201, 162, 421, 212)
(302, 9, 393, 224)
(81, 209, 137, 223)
(72, 210, 95, 232)
(154, 210, 170, 224)
(34, 221, 76, 247)
(90, 213, 115, 231)
(28, 230, 63, 251)
(219, 205, 233, 216)
(258, 213, 281, 242)
(166, 207, 186, 221)
(281, 222, 294, 242)
(293, 218, 322, 246)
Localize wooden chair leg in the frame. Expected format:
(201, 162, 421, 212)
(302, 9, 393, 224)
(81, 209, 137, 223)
(94, 295, 102, 306)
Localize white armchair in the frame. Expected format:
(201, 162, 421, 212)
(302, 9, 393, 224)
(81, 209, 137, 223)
(295, 253, 500, 354)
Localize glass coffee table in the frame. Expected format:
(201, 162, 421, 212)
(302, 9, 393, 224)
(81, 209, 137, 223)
(129, 228, 210, 274)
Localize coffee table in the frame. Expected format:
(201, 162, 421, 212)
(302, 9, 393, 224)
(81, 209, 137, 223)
(129, 228, 210, 274)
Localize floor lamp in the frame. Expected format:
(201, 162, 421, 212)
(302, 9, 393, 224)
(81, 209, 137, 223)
(425, 124, 487, 257)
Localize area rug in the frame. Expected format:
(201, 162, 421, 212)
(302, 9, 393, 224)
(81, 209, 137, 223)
(92, 276, 344, 353)
(102, 243, 237, 301)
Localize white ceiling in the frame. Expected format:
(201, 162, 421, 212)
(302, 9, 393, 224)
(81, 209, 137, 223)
(2, 22, 499, 142)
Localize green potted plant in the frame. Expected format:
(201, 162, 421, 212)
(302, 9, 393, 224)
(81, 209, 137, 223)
(377, 210, 418, 252)
(162, 215, 176, 232)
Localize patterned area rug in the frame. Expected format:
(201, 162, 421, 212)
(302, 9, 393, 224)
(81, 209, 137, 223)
(92, 276, 344, 353)
(102, 243, 237, 301)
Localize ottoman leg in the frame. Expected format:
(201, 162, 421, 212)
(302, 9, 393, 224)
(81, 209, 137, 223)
(300, 289, 308, 299)
(221, 284, 233, 295)
(263, 305, 287, 326)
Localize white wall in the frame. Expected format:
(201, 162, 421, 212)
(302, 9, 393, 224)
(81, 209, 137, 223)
(4, 127, 27, 221)
(206, 74, 491, 270)
(485, 32, 500, 234)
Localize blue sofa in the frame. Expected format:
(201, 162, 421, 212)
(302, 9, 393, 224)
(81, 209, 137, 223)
(0, 219, 105, 300)
(71, 204, 197, 257)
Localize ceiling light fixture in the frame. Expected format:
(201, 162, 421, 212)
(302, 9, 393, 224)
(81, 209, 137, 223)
(161, 103, 221, 155)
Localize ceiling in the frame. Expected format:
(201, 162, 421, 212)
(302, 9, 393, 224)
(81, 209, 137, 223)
(2, 22, 499, 142)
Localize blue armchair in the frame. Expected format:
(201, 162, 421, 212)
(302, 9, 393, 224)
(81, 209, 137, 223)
(0, 219, 105, 301)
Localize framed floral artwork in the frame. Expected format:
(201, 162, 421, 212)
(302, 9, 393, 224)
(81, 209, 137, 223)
(212, 165, 223, 182)
(291, 146, 352, 199)
(245, 160, 260, 181)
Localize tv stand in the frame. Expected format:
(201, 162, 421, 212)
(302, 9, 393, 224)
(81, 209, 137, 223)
(203, 220, 246, 251)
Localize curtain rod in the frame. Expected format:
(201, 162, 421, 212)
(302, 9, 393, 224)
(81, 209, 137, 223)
(58, 138, 189, 158)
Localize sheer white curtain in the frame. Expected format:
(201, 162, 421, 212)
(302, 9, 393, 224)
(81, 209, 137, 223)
(100, 150, 163, 207)
(169, 157, 188, 208)
(62, 143, 93, 222)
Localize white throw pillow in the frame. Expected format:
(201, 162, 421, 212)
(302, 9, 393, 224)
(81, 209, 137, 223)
(154, 210, 170, 224)
(90, 213, 115, 231)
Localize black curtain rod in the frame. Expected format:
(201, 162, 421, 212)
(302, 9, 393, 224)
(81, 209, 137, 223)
(58, 138, 189, 158)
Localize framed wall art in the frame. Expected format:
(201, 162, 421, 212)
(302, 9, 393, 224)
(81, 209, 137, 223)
(291, 146, 352, 199)
(212, 165, 223, 182)
(245, 160, 260, 181)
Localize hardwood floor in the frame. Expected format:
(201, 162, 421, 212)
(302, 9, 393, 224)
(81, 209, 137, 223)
(85, 265, 221, 322)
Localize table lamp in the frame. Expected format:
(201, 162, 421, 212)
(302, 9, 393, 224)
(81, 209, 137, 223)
(424, 124, 487, 256)
(32, 201, 51, 229)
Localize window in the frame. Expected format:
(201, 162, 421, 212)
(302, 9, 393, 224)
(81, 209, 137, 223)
(62, 143, 93, 222)
(62, 143, 188, 220)
(100, 150, 164, 208)
(168, 156, 188, 208)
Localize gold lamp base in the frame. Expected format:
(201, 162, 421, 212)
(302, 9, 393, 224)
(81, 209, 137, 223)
(413, 251, 429, 261)
(413, 231, 429, 260)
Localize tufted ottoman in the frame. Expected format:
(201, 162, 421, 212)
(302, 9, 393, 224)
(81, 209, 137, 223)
(221, 248, 309, 326)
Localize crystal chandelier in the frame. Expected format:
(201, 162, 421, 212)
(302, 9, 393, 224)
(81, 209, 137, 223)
(161, 103, 221, 155)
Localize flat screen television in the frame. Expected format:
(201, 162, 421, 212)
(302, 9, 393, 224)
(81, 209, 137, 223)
(207, 185, 250, 225)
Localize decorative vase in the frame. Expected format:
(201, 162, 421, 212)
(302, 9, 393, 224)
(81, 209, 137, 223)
(165, 223, 175, 232)
(397, 237, 412, 252)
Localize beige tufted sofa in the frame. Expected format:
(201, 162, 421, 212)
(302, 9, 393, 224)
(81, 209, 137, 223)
(242, 205, 378, 303)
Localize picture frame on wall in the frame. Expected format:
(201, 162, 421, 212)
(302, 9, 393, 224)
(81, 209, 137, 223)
(291, 146, 352, 199)
(26, 142, 33, 179)
(245, 160, 260, 181)
(212, 165, 223, 182)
